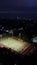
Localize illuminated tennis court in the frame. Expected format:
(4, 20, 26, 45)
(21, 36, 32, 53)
(0, 37, 31, 52)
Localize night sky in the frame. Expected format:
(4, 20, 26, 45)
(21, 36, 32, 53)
(0, 0, 37, 19)
(0, 0, 37, 7)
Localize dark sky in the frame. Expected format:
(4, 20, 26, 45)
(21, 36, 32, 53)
(0, 0, 37, 19)
(0, 0, 37, 10)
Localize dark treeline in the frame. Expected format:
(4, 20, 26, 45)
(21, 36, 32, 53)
(0, 19, 37, 42)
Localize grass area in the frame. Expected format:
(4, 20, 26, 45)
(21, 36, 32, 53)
(0, 37, 29, 52)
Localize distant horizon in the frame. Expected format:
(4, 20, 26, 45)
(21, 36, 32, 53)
(0, 7, 37, 20)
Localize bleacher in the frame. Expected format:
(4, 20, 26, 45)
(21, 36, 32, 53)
(0, 47, 37, 65)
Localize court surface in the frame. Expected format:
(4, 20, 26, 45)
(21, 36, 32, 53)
(0, 37, 31, 52)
